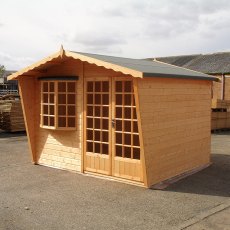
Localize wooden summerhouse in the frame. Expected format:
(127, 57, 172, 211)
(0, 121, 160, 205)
(8, 48, 217, 187)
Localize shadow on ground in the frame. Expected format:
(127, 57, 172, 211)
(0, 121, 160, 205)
(164, 155, 230, 197)
(0, 131, 26, 138)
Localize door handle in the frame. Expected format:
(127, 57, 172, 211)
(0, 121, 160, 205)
(111, 119, 116, 128)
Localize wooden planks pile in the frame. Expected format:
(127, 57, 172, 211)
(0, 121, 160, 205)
(211, 99, 230, 131)
(212, 99, 230, 109)
(0, 100, 25, 132)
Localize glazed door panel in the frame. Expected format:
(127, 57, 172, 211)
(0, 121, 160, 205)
(112, 78, 143, 182)
(84, 78, 111, 175)
(84, 77, 142, 182)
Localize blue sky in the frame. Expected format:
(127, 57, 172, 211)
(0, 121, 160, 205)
(0, 0, 230, 70)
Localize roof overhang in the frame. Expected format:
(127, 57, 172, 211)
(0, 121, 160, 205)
(143, 72, 218, 81)
(7, 47, 142, 80)
(8, 47, 218, 82)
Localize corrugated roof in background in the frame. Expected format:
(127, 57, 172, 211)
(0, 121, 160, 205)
(153, 52, 230, 74)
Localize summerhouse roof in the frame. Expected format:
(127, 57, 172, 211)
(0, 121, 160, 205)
(150, 52, 230, 75)
(8, 47, 217, 81)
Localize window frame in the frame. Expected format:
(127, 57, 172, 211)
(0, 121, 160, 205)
(40, 78, 78, 130)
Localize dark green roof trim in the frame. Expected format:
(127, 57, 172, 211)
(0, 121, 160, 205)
(38, 76, 79, 81)
(143, 72, 218, 81)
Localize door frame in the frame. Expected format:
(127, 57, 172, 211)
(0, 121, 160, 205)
(82, 76, 146, 184)
(111, 76, 143, 182)
(83, 76, 112, 175)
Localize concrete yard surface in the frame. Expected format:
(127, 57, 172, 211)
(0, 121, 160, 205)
(0, 131, 229, 230)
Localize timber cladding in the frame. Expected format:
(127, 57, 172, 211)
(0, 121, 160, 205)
(137, 78, 211, 186)
(36, 60, 83, 171)
(10, 49, 216, 188)
(212, 75, 230, 100)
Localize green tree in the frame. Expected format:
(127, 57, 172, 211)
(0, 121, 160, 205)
(0, 65, 5, 78)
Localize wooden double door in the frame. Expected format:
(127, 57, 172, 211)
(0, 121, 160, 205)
(84, 77, 143, 182)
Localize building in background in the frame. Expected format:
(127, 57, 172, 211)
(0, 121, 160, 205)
(0, 70, 18, 96)
(147, 52, 230, 100)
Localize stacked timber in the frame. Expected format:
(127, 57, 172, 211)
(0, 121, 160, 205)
(211, 99, 230, 131)
(0, 100, 25, 132)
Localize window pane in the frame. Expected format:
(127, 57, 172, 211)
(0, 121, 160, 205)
(116, 133, 122, 144)
(102, 119, 108, 130)
(43, 105, 48, 114)
(116, 107, 122, 118)
(124, 121, 131, 132)
(124, 81, 132, 92)
(133, 121, 138, 133)
(49, 105, 54, 115)
(58, 105, 66, 115)
(102, 107, 109, 117)
(124, 134, 131, 145)
(95, 94, 101, 104)
(87, 142, 93, 152)
(115, 81, 122, 92)
(116, 94, 122, 105)
(87, 106, 93, 116)
(49, 117, 54, 126)
(102, 94, 109, 105)
(49, 94, 54, 104)
(41, 80, 77, 130)
(43, 116, 48, 126)
(58, 117, 66, 127)
(58, 82, 66, 92)
(133, 107, 137, 119)
(68, 106, 75, 116)
(94, 106, 100, 117)
(87, 82, 93, 92)
(43, 94, 48, 103)
(87, 118, 93, 128)
(133, 135, 140, 147)
(124, 94, 131, 105)
(94, 143, 100, 154)
(43, 82, 48, 92)
(116, 120, 122, 131)
(133, 148, 140, 160)
(102, 131, 108, 142)
(68, 117, 75, 127)
(116, 145, 122, 157)
(94, 131, 100, 141)
(58, 94, 66, 104)
(124, 107, 131, 119)
(87, 94, 93, 104)
(95, 82, 101, 92)
(102, 81, 109, 92)
(67, 82, 75, 92)
(102, 144, 108, 155)
(67, 94, 75, 104)
(87, 130, 93, 141)
(49, 82, 54, 92)
(124, 147, 131, 158)
(94, 118, 100, 129)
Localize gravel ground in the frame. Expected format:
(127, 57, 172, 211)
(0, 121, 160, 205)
(0, 131, 229, 230)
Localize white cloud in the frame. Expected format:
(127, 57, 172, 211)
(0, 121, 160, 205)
(0, 0, 230, 69)
(0, 52, 34, 70)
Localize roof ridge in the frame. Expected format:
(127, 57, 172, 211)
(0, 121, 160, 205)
(72, 51, 142, 61)
(154, 54, 201, 59)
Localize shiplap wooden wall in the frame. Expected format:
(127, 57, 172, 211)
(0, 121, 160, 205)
(36, 59, 83, 171)
(137, 77, 212, 187)
(26, 59, 133, 172)
(225, 76, 230, 100)
(212, 74, 230, 100)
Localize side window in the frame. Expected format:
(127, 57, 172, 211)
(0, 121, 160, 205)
(40, 80, 77, 130)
